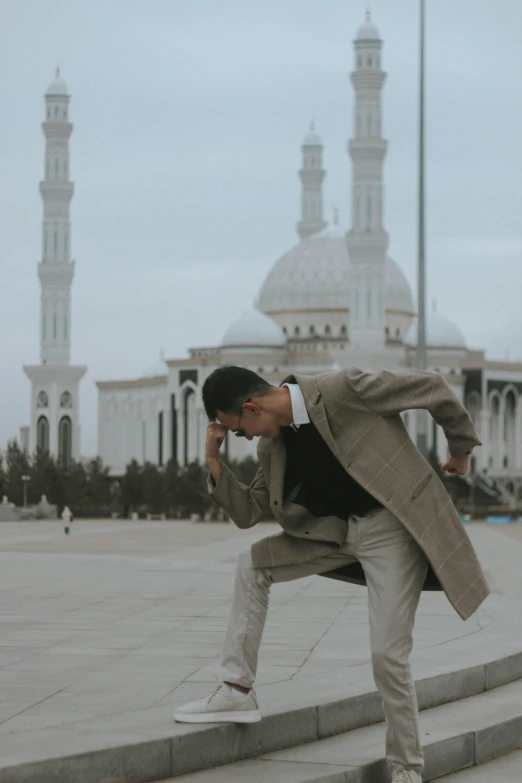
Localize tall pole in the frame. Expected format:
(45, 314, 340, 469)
(416, 0, 428, 456)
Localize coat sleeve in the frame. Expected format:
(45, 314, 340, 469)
(344, 367, 482, 458)
(207, 445, 274, 529)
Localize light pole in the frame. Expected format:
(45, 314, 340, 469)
(21, 475, 30, 507)
(416, 0, 428, 456)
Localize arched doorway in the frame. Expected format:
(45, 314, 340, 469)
(58, 416, 72, 468)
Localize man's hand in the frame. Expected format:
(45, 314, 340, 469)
(205, 422, 228, 482)
(442, 455, 469, 476)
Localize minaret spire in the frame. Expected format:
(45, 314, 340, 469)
(297, 121, 327, 240)
(23, 71, 86, 464)
(346, 12, 388, 347)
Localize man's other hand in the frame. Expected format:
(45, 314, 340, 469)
(442, 455, 469, 476)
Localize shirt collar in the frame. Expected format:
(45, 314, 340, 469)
(282, 383, 310, 430)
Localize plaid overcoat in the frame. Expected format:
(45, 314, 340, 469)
(209, 368, 489, 620)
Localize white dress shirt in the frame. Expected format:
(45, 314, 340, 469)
(282, 383, 310, 430)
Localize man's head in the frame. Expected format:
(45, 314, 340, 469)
(202, 366, 291, 440)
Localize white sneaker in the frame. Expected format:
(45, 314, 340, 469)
(391, 769, 422, 783)
(174, 683, 261, 724)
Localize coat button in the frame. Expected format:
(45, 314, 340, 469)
(305, 531, 309, 535)
(273, 500, 278, 505)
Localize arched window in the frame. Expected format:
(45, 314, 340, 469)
(395, 328, 400, 338)
(310, 155, 315, 165)
(58, 416, 72, 468)
(47, 107, 51, 119)
(367, 55, 372, 67)
(54, 229, 58, 255)
(340, 325, 347, 336)
(385, 326, 389, 337)
(325, 325, 331, 336)
(63, 107, 67, 119)
(309, 325, 315, 336)
(37, 416, 49, 452)
(54, 105, 59, 118)
(294, 326, 300, 336)
(54, 158, 59, 176)
(282, 326, 287, 335)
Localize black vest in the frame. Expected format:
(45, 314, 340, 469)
(281, 421, 382, 520)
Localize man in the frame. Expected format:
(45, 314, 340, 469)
(174, 365, 489, 783)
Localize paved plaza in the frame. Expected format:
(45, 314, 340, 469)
(1, 517, 522, 773)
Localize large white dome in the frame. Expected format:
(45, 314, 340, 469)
(405, 309, 467, 350)
(221, 309, 286, 349)
(258, 225, 414, 315)
(259, 224, 351, 313)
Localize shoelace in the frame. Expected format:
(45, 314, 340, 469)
(206, 684, 225, 703)
(391, 770, 411, 783)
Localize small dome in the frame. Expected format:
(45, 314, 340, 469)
(139, 359, 167, 379)
(356, 11, 380, 41)
(46, 72, 69, 97)
(222, 309, 286, 349)
(303, 121, 322, 147)
(405, 307, 467, 350)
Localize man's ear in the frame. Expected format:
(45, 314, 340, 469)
(243, 400, 261, 415)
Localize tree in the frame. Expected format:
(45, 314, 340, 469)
(30, 449, 64, 507)
(86, 457, 112, 516)
(142, 462, 166, 514)
(5, 440, 31, 506)
(121, 459, 143, 515)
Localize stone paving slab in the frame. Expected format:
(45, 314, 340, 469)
(0, 519, 521, 776)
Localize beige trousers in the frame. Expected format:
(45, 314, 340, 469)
(220, 507, 428, 777)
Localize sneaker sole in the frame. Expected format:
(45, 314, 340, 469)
(174, 709, 261, 724)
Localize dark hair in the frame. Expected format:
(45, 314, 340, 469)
(202, 366, 272, 421)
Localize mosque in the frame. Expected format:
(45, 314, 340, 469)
(25, 14, 521, 501)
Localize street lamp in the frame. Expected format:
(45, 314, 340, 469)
(21, 475, 30, 507)
(416, 0, 429, 456)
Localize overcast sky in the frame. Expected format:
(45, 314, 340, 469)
(1, 0, 521, 457)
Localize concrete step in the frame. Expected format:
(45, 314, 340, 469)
(164, 680, 522, 783)
(2, 649, 522, 783)
(433, 750, 522, 781)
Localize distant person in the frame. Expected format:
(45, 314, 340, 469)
(62, 506, 73, 534)
(174, 366, 488, 783)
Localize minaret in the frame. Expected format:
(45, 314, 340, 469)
(346, 11, 388, 347)
(297, 121, 327, 240)
(23, 70, 86, 465)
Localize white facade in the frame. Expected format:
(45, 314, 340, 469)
(23, 70, 86, 464)
(96, 14, 522, 500)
